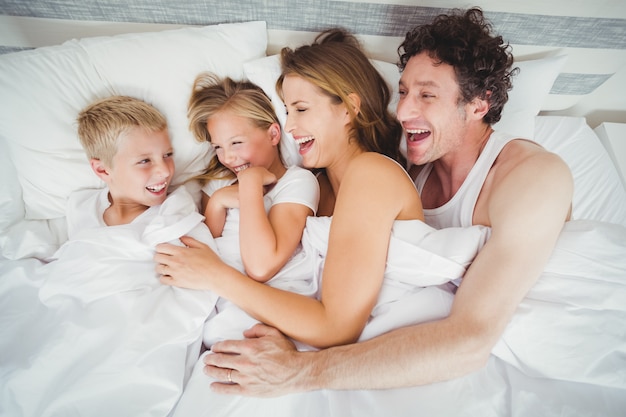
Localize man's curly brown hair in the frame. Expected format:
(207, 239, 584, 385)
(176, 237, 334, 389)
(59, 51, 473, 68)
(398, 8, 517, 125)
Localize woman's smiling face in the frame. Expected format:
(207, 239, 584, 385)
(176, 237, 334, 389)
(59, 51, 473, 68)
(281, 74, 351, 169)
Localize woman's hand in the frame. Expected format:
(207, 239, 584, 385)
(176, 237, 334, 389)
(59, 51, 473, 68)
(155, 236, 229, 290)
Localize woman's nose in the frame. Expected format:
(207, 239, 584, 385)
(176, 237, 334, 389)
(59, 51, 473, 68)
(285, 113, 295, 133)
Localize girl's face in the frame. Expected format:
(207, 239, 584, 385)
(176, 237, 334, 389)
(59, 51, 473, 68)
(282, 74, 352, 170)
(102, 126, 174, 209)
(207, 110, 282, 175)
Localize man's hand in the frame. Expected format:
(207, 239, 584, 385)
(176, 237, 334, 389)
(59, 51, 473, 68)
(203, 324, 307, 397)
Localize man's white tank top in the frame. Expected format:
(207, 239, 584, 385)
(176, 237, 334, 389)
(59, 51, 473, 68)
(413, 131, 517, 229)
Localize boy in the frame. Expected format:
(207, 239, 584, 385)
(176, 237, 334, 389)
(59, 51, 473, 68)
(76, 95, 175, 227)
(2, 96, 218, 417)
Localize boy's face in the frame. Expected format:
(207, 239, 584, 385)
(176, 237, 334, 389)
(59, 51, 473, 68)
(99, 127, 174, 209)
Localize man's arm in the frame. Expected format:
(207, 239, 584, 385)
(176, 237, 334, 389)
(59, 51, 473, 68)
(205, 147, 573, 395)
(204, 321, 473, 396)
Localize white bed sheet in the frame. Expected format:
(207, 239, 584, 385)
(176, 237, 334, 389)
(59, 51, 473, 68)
(0, 187, 219, 417)
(0, 235, 623, 417)
(172, 218, 626, 417)
(1, 117, 625, 417)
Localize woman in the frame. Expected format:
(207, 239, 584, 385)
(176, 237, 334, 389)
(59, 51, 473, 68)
(155, 28, 424, 349)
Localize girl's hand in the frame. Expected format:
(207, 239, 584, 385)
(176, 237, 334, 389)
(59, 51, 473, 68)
(211, 184, 240, 210)
(237, 166, 277, 192)
(155, 236, 230, 290)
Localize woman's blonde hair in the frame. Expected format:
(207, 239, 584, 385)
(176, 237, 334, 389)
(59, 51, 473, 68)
(188, 73, 283, 184)
(77, 95, 167, 167)
(276, 28, 403, 162)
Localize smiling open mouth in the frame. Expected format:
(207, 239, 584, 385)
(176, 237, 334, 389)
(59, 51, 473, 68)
(406, 129, 430, 141)
(295, 135, 314, 153)
(146, 182, 167, 193)
(234, 163, 250, 173)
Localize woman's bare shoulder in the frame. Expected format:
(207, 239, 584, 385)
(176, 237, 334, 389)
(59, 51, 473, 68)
(342, 153, 423, 219)
(349, 152, 409, 177)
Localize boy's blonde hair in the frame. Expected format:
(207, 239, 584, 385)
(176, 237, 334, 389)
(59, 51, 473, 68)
(77, 95, 168, 167)
(187, 73, 283, 184)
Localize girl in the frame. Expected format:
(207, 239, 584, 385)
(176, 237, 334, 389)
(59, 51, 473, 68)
(187, 74, 319, 282)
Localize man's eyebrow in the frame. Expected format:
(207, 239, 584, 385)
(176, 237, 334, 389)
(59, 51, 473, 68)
(399, 79, 439, 88)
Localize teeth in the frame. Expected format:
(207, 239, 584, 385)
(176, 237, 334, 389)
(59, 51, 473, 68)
(147, 182, 167, 192)
(234, 163, 250, 173)
(406, 129, 429, 134)
(295, 136, 314, 145)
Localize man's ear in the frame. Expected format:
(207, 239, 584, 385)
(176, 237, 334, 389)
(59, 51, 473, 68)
(90, 158, 110, 182)
(268, 122, 281, 146)
(469, 92, 491, 120)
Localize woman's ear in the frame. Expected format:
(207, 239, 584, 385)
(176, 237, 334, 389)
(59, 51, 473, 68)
(90, 158, 111, 182)
(346, 93, 361, 116)
(268, 122, 282, 146)
(342, 93, 362, 125)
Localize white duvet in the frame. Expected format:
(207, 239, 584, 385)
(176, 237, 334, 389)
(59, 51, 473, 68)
(0, 187, 219, 417)
(174, 218, 626, 417)
(335, 220, 626, 417)
(1, 205, 625, 416)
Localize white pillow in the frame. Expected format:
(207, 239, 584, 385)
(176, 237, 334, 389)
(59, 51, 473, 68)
(1, 43, 108, 222)
(533, 116, 626, 226)
(0, 21, 267, 221)
(594, 123, 626, 189)
(493, 54, 567, 139)
(0, 136, 24, 232)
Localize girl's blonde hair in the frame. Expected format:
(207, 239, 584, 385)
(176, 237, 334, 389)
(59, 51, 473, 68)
(77, 95, 167, 167)
(188, 73, 283, 184)
(276, 28, 403, 163)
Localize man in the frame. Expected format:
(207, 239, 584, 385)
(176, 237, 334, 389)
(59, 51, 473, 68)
(202, 7, 573, 395)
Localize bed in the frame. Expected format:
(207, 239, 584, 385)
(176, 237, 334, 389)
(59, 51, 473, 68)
(1, 2, 626, 417)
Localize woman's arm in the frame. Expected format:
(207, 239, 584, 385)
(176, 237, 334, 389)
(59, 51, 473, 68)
(156, 153, 421, 348)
